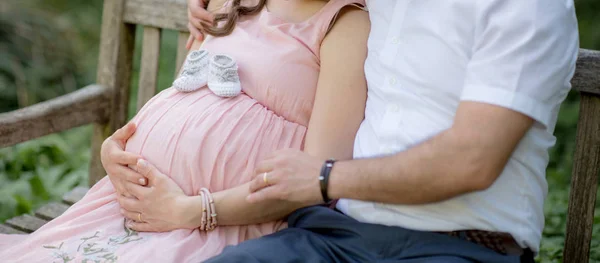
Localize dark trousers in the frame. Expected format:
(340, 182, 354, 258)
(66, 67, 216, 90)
(205, 206, 532, 263)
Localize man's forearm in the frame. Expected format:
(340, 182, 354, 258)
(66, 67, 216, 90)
(328, 129, 489, 205)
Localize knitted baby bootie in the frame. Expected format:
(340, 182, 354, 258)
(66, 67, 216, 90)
(173, 49, 209, 92)
(208, 54, 242, 97)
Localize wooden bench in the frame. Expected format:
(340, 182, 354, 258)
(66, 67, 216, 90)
(0, 0, 598, 262)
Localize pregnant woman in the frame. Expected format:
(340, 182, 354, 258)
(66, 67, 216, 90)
(0, 0, 369, 262)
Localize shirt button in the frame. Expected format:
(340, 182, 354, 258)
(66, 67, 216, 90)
(391, 37, 400, 44)
(389, 76, 397, 85)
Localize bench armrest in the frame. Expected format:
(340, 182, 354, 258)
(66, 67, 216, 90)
(0, 84, 111, 148)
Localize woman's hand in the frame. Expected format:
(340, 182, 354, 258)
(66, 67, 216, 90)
(186, 0, 214, 49)
(100, 122, 145, 197)
(119, 159, 201, 232)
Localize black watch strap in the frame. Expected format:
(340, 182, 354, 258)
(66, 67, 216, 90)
(319, 159, 336, 203)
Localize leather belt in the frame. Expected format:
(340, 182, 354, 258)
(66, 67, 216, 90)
(437, 230, 526, 256)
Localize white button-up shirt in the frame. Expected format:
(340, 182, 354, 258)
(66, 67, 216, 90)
(337, 0, 579, 252)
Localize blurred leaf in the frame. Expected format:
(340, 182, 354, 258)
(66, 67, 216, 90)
(13, 194, 33, 215)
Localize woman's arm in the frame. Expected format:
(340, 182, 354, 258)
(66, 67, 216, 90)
(182, 7, 371, 226)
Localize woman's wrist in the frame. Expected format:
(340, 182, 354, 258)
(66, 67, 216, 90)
(178, 195, 204, 229)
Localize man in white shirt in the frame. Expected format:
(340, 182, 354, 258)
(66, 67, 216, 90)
(201, 0, 579, 262)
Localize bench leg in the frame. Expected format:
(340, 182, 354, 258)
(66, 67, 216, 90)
(563, 94, 600, 263)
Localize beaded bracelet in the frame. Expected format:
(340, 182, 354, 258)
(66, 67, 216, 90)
(201, 188, 211, 229)
(199, 191, 207, 231)
(201, 188, 218, 230)
(203, 190, 211, 230)
(199, 188, 218, 231)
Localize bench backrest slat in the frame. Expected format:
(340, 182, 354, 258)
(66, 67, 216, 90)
(563, 95, 600, 263)
(176, 32, 191, 78)
(561, 49, 600, 263)
(137, 26, 162, 111)
(89, 0, 136, 184)
(124, 0, 188, 32)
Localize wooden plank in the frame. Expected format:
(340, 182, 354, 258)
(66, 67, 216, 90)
(5, 214, 48, 233)
(0, 224, 27, 234)
(0, 85, 110, 148)
(35, 202, 70, 221)
(137, 26, 162, 111)
(96, 0, 136, 133)
(89, 124, 110, 186)
(90, 0, 136, 185)
(124, 0, 189, 32)
(563, 94, 600, 263)
(62, 186, 90, 205)
(175, 32, 191, 77)
(572, 49, 600, 96)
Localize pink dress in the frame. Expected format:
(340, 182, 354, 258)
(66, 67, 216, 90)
(0, 0, 365, 262)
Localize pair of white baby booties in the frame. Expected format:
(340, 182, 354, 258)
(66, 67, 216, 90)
(173, 49, 241, 97)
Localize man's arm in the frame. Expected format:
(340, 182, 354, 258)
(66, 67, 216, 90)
(328, 102, 532, 204)
(247, 102, 533, 205)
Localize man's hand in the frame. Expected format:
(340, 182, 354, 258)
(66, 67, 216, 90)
(119, 159, 198, 232)
(247, 149, 324, 206)
(186, 0, 214, 49)
(100, 123, 145, 197)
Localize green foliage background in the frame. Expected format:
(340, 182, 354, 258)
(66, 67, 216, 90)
(0, 0, 599, 262)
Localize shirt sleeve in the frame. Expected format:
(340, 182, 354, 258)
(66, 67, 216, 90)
(460, 0, 579, 129)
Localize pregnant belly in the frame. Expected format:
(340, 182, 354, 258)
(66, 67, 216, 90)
(124, 88, 306, 195)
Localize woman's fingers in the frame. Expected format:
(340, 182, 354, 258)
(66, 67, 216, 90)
(112, 150, 141, 166)
(189, 11, 205, 29)
(188, 1, 214, 23)
(187, 0, 213, 42)
(187, 22, 204, 42)
(120, 208, 141, 222)
(123, 181, 151, 200)
(186, 34, 195, 50)
(114, 165, 147, 185)
(117, 195, 139, 212)
(112, 122, 136, 143)
(112, 180, 128, 196)
(127, 221, 156, 232)
(121, 190, 133, 198)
